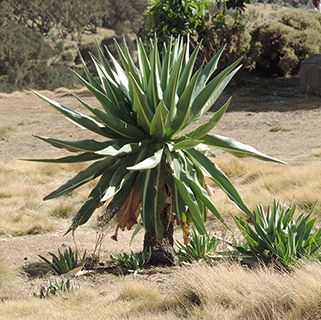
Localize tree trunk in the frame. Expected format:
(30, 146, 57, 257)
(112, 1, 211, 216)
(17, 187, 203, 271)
(143, 202, 177, 266)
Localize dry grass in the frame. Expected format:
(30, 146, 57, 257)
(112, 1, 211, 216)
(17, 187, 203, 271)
(0, 255, 15, 286)
(0, 162, 92, 236)
(1, 262, 321, 319)
(0, 125, 13, 137)
(50, 202, 74, 219)
(312, 148, 321, 158)
(171, 262, 321, 320)
(214, 158, 321, 217)
(1, 157, 321, 236)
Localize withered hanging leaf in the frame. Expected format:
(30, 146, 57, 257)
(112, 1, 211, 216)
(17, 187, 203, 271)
(181, 213, 190, 245)
(112, 181, 141, 241)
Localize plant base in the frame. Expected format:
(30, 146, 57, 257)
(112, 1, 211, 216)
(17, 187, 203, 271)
(143, 203, 177, 266)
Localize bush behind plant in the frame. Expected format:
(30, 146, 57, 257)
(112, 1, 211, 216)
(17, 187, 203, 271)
(247, 9, 321, 76)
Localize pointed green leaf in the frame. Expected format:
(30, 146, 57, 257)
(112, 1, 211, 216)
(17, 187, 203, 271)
(100, 152, 142, 202)
(166, 151, 207, 234)
(147, 43, 162, 110)
(23, 152, 104, 163)
(128, 73, 153, 132)
(34, 91, 116, 139)
(177, 44, 200, 96)
(76, 97, 147, 140)
(191, 60, 242, 119)
(44, 158, 115, 200)
(70, 164, 119, 230)
(137, 38, 151, 90)
(150, 101, 169, 138)
(163, 47, 185, 120)
(203, 134, 285, 164)
(187, 148, 251, 215)
(194, 46, 225, 96)
(127, 148, 164, 171)
(34, 135, 115, 153)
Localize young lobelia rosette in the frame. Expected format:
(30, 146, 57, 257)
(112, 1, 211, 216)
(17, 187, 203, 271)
(30, 36, 283, 264)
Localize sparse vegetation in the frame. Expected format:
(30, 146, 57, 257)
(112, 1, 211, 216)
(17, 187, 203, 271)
(0, 125, 13, 137)
(1, 1, 321, 318)
(111, 251, 151, 271)
(50, 203, 74, 219)
(235, 201, 321, 269)
(1, 263, 321, 319)
(36, 278, 74, 298)
(0, 255, 14, 286)
(176, 230, 219, 262)
(39, 247, 87, 275)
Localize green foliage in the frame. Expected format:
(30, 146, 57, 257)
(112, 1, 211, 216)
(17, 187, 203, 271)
(248, 9, 321, 76)
(226, 0, 251, 11)
(7, 0, 105, 37)
(31, 36, 282, 243)
(103, 0, 147, 35)
(235, 201, 321, 269)
(0, 20, 78, 92)
(176, 230, 219, 262)
(145, 0, 209, 40)
(0, 22, 53, 91)
(36, 279, 74, 298)
(202, 7, 321, 76)
(39, 247, 87, 275)
(111, 251, 151, 271)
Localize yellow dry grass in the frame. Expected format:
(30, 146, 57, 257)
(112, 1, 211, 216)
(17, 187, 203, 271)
(214, 158, 321, 217)
(0, 125, 13, 137)
(0, 255, 14, 286)
(1, 262, 321, 320)
(0, 162, 93, 236)
(172, 262, 321, 320)
(1, 157, 321, 237)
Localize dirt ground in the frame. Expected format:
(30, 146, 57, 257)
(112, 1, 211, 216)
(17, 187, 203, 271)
(0, 76, 321, 312)
(1, 77, 320, 165)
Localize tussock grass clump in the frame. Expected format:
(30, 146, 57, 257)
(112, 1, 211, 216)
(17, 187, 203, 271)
(50, 203, 74, 219)
(171, 262, 321, 319)
(1, 263, 321, 319)
(118, 281, 161, 302)
(0, 211, 55, 236)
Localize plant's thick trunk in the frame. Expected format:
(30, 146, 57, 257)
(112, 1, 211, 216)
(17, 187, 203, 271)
(143, 202, 177, 266)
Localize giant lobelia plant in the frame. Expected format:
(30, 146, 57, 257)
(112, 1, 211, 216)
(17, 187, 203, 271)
(31, 36, 283, 264)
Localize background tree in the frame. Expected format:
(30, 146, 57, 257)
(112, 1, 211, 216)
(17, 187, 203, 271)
(145, 0, 209, 42)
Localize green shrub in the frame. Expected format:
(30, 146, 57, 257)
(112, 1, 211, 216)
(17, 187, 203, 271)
(248, 9, 321, 76)
(111, 251, 151, 271)
(0, 22, 54, 91)
(102, 0, 147, 35)
(39, 247, 87, 275)
(145, 0, 209, 41)
(176, 230, 219, 262)
(36, 279, 74, 298)
(31, 36, 282, 265)
(0, 21, 78, 92)
(235, 201, 321, 269)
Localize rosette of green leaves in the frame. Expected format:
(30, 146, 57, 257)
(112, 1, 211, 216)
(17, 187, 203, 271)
(30, 35, 283, 239)
(235, 201, 321, 269)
